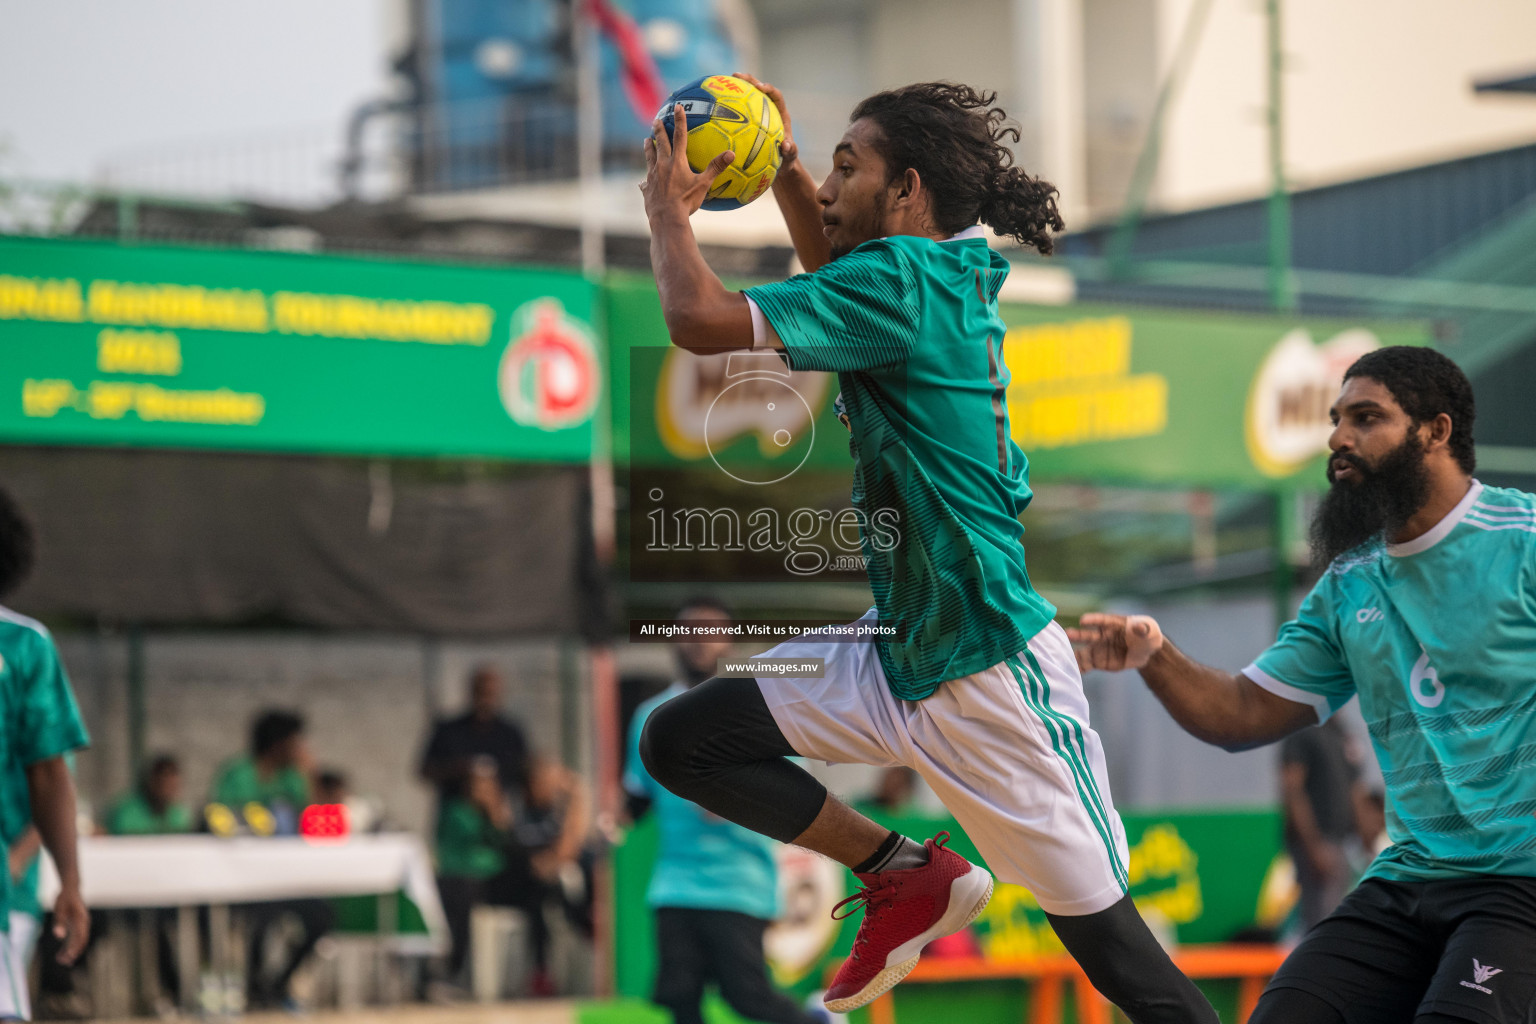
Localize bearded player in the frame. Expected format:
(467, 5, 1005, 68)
(1071, 347, 1536, 1022)
(637, 79, 1216, 1022)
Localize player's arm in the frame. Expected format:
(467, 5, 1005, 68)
(641, 106, 760, 356)
(732, 73, 832, 273)
(1067, 613, 1318, 752)
(27, 756, 89, 963)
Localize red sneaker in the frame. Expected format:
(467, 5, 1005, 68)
(824, 833, 993, 1012)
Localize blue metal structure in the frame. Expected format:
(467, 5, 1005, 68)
(406, 0, 738, 189)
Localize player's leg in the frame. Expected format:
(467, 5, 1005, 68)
(1045, 896, 1215, 1023)
(652, 908, 709, 1024)
(1249, 989, 1346, 1024)
(699, 910, 823, 1024)
(639, 634, 905, 869)
(1411, 876, 1536, 1024)
(641, 674, 933, 867)
(1249, 879, 1435, 1023)
(641, 621, 993, 1011)
(900, 626, 1213, 1022)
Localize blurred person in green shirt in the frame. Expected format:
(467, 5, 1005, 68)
(93, 755, 193, 1008)
(104, 755, 192, 837)
(210, 710, 332, 1010)
(208, 710, 312, 835)
(0, 487, 91, 1021)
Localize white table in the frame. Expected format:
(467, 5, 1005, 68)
(39, 833, 447, 1012)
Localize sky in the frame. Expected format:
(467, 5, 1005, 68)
(0, 0, 390, 201)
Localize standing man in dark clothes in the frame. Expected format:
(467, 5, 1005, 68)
(1280, 718, 1364, 931)
(420, 666, 530, 817)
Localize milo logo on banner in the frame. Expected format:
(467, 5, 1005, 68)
(498, 300, 600, 431)
(654, 349, 831, 485)
(1245, 328, 1380, 478)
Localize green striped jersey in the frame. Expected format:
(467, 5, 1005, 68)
(1245, 481, 1536, 882)
(745, 233, 1056, 699)
(0, 606, 90, 927)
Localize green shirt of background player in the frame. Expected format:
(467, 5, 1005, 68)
(1070, 347, 1536, 1021)
(434, 763, 514, 881)
(209, 710, 312, 835)
(0, 486, 91, 968)
(105, 755, 193, 836)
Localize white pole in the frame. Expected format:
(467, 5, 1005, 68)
(575, 0, 605, 276)
(1014, 0, 1087, 228)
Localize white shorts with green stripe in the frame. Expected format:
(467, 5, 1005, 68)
(0, 912, 37, 1021)
(755, 610, 1130, 917)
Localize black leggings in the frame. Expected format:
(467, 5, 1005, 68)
(642, 678, 1218, 1024)
(640, 677, 826, 842)
(1048, 896, 1218, 1024)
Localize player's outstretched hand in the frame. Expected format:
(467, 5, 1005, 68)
(641, 103, 736, 219)
(1066, 613, 1165, 673)
(732, 72, 798, 169)
(52, 884, 90, 965)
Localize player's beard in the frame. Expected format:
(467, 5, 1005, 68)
(1308, 431, 1431, 568)
(829, 192, 888, 261)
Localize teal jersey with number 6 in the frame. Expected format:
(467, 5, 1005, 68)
(1244, 481, 1536, 882)
(746, 232, 1056, 699)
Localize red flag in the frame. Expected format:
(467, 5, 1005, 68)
(583, 0, 667, 125)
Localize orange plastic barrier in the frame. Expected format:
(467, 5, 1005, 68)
(834, 945, 1290, 1024)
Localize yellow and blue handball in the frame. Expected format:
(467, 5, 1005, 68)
(658, 75, 784, 211)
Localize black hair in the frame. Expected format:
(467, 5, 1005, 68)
(849, 82, 1064, 254)
(146, 754, 180, 777)
(1343, 347, 1476, 474)
(316, 769, 347, 792)
(251, 709, 305, 758)
(0, 486, 36, 601)
(674, 594, 733, 621)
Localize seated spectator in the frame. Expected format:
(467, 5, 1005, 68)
(313, 769, 347, 807)
(517, 755, 595, 938)
(211, 710, 332, 1011)
(209, 710, 312, 836)
(312, 767, 383, 835)
(435, 757, 577, 997)
(104, 755, 192, 836)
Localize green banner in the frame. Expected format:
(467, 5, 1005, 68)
(999, 305, 1433, 491)
(0, 237, 601, 461)
(611, 272, 1432, 491)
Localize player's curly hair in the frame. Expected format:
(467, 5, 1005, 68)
(850, 82, 1065, 254)
(0, 486, 36, 601)
(1344, 346, 1477, 474)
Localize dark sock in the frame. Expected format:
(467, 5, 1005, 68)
(855, 832, 927, 874)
